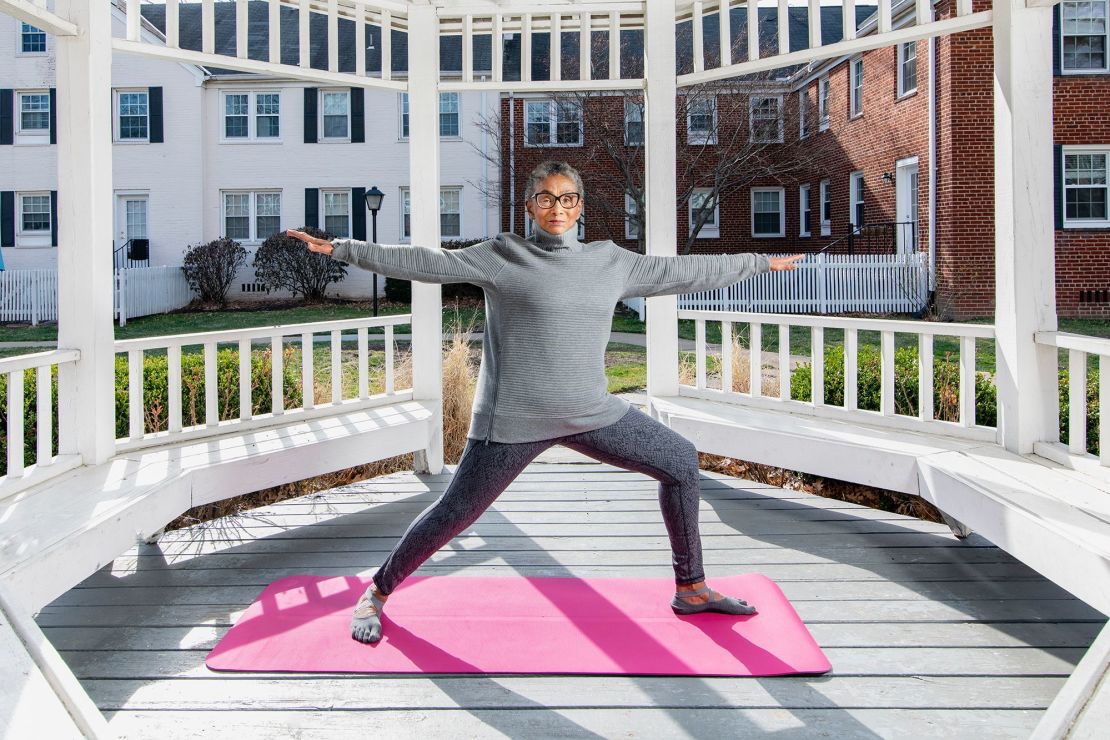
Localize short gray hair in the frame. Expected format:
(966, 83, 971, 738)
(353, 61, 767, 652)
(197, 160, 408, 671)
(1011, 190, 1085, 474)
(524, 160, 585, 203)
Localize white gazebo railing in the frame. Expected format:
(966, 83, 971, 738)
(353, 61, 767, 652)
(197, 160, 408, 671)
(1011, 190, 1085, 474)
(1033, 331, 1110, 473)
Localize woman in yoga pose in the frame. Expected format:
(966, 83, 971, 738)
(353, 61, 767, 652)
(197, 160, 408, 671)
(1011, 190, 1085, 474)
(287, 161, 803, 644)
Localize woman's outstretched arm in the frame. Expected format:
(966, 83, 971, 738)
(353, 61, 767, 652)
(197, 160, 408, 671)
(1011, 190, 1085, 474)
(286, 230, 503, 289)
(616, 247, 802, 300)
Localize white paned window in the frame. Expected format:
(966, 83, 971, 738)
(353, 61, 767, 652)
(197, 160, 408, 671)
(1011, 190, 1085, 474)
(624, 98, 644, 146)
(524, 99, 583, 146)
(1062, 0, 1109, 72)
(850, 171, 865, 227)
(799, 88, 811, 139)
(819, 178, 831, 236)
(749, 96, 783, 144)
(1063, 148, 1110, 227)
(256, 93, 280, 138)
(751, 188, 785, 238)
(400, 93, 409, 138)
(323, 190, 351, 238)
(321, 90, 350, 140)
(117, 90, 149, 141)
(689, 188, 719, 238)
(818, 75, 830, 131)
(686, 96, 717, 145)
(20, 22, 46, 54)
(224, 93, 249, 138)
(850, 57, 864, 117)
(20, 194, 50, 233)
(440, 93, 460, 137)
(222, 191, 281, 242)
(400, 187, 464, 239)
(625, 192, 641, 239)
(401, 188, 411, 239)
(18, 92, 49, 134)
(800, 185, 812, 237)
(898, 43, 918, 97)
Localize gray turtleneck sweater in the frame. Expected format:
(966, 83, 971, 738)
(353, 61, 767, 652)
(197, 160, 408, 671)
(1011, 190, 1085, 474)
(329, 225, 771, 443)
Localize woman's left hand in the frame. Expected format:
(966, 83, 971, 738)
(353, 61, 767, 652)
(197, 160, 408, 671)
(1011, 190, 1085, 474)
(768, 254, 805, 272)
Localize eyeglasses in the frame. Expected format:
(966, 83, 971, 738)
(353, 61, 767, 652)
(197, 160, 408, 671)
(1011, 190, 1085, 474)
(531, 191, 581, 209)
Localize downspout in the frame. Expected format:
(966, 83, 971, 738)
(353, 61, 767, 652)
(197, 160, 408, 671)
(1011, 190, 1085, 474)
(928, 33, 937, 294)
(508, 91, 516, 233)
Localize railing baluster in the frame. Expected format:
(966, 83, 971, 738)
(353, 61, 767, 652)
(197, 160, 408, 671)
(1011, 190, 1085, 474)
(302, 332, 315, 410)
(522, 14, 532, 83)
(238, 338, 251, 421)
(167, 0, 180, 50)
(880, 330, 894, 416)
(169, 344, 182, 432)
(382, 10, 393, 81)
(843, 0, 857, 42)
(1101, 354, 1109, 466)
(331, 330, 342, 404)
(609, 10, 620, 80)
(129, 349, 144, 438)
(721, 320, 733, 393)
(204, 342, 218, 426)
(36, 364, 51, 464)
(7, 370, 24, 477)
(356, 4, 367, 76)
(580, 12, 591, 80)
(808, 0, 821, 49)
(463, 14, 474, 83)
(811, 325, 824, 406)
(695, 319, 707, 389)
(493, 13, 503, 83)
(693, 2, 704, 73)
(327, 0, 339, 72)
(358, 327, 369, 399)
(385, 325, 395, 394)
(237, 0, 249, 59)
(749, 321, 762, 397)
(878, 0, 892, 34)
(550, 13, 561, 82)
(126, 0, 141, 42)
(747, 0, 759, 62)
(918, 332, 934, 422)
(203, 0, 215, 55)
(960, 335, 976, 427)
(778, 323, 790, 401)
(299, 0, 311, 68)
(272, 335, 284, 415)
(1068, 349, 1087, 453)
(777, 0, 789, 56)
(719, 0, 732, 67)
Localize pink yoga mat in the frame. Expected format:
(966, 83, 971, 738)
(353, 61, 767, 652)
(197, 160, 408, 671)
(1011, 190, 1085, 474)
(206, 573, 831, 676)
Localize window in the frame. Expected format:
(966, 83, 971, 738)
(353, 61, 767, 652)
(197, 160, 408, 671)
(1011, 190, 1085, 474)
(849, 57, 864, 117)
(625, 192, 641, 240)
(850, 171, 865, 227)
(689, 188, 719, 238)
(224, 94, 249, 138)
(320, 90, 350, 139)
(799, 185, 811, 237)
(440, 92, 460, 137)
(818, 76, 830, 131)
(323, 190, 351, 238)
(224, 91, 281, 140)
(1063, 148, 1110, 227)
(751, 188, 785, 238)
(399, 187, 465, 239)
(1061, 1, 1109, 72)
(256, 93, 280, 137)
(20, 22, 46, 54)
(749, 96, 783, 144)
(18, 92, 49, 134)
(523, 99, 583, 146)
(819, 179, 831, 235)
(686, 96, 717, 145)
(222, 191, 282, 242)
(117, 90, 149, 141)
(898, 43, 918, 97)
(20, 194, 50, 233)
(799, 88, 811, 139)
(400, 93, 409, 138)
(624, 98, 644, 146)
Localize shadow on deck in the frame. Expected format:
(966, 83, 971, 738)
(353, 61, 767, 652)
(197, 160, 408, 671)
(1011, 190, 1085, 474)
(36, 455, 1108, 738)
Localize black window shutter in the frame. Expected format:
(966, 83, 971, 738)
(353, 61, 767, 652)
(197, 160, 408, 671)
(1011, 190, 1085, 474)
(49, 87, 56, 144)
(50, 190, 58, 246)
(352, 187, 366, 239)
(304, 88, 318, 143)
(148, 86, 163, 143)
(351, 88, 365, 143)
(1, 192, 14, 246)
(1053, 144, 1064, 230)
(305, 188, 319, 229)
(1053, 6, 1062, 76)
(0, 90, 13, 145)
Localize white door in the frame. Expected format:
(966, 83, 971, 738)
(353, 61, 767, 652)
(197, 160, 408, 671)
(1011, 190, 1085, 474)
(895, 159, 919, 255)
(114, 194, 149, 260)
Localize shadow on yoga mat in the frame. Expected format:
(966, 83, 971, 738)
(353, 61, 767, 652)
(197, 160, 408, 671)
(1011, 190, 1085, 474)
(206, 573, 832, 676)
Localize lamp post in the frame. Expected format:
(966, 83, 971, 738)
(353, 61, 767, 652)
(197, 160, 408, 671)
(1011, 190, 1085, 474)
(364, 186, 384, 316)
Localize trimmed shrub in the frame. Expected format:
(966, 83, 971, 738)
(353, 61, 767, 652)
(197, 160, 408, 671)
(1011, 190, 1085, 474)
(253, 225, 347, 299)
(182, 236, 249, 305)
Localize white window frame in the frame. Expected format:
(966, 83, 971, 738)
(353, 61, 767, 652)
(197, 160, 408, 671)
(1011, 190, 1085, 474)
(319, 89, 351, 142)
(221, 190, 283, 245)
(399, 186, 466, 240)
(625, 192, 641, 240)
(523, 98, 584, 147)
(439, 92, 461, 138)
(17, 192, 51, 246)
(819, 178, 831, 236)
(15, 90, 50, 143)
(399, 92, 409, 139)
(799, 185, 812, 237)
(818, 75, 830, 132)
(624, 98, 644, 146)
(321, 189, 352, 239)
(850, 171, 865, 227)
(749, 95, 784, 144)
(849, 56, 864, 118)
(799, 88, 811, 139)
(686, 95, 718, 145)
(689, 188, 720, 238)
(16, 22, 47, 56)
(897, 42, 918, 98)
(751, 187, 785, 238)
(114, 89, 150, 143)
(399, 92, 463, 140)
(440, 187, 463, 238)
(1062, 146, 1110, 228)
(1061, 0, 1110, 74)
(220, 90, 282, 143)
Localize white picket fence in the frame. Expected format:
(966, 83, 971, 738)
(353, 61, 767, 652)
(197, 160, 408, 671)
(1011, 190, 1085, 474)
(622, 252, 930, 320)
(114, 265, 195, 326)
(0, 270, 59, 325)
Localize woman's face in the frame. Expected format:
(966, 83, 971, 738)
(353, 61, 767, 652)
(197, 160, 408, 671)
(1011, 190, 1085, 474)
(525, 174, 583, 236)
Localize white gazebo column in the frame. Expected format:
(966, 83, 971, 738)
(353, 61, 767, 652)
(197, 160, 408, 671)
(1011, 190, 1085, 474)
(992, 0, 1059, 454)
(643, 0, 680, 401)
(407, 4, 445, 475)
(54, 0, 116, 465)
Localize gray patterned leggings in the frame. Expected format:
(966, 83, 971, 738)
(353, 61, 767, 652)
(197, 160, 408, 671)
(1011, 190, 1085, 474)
(372, 405, 707, 595)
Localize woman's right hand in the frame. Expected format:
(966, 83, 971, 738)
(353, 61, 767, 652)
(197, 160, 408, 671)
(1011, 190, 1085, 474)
(286, 229, 333, 255)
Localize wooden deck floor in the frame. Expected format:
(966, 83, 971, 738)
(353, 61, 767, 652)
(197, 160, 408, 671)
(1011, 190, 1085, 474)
(37, 458, 1108, 738)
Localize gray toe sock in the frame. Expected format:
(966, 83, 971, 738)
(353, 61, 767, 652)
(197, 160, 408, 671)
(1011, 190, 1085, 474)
(672, 585, 758, 615)
(351, 585, 388, 643)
